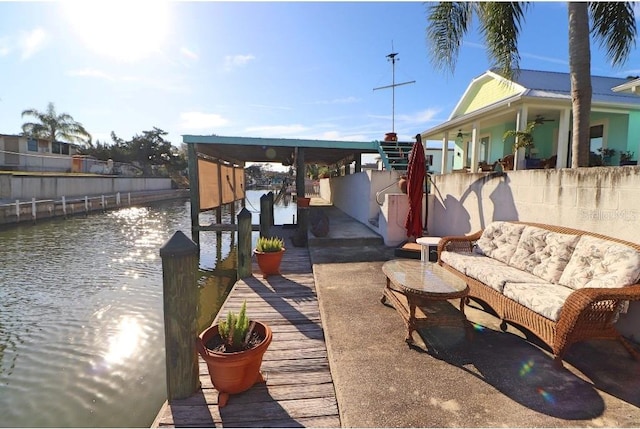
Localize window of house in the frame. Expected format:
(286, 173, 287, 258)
(425, 154, 433, 166)
(52, 141, 60, 154)
(27, 138, 37, 152)
(590, 124, 604, 153)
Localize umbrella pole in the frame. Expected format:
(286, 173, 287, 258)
(423, 173, 428, 235)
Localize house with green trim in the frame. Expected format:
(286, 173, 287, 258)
(421, 69, 640, 173)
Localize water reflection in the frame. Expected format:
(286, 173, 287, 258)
(103, 316, 143, 366)
(0, 190, 291, 427)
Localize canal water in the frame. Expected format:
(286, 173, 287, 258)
(0, 190, 296, 427)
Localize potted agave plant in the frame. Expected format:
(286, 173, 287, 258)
(196, 300, 273, 407)
(254, 236, 285, 278)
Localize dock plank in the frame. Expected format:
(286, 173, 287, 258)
(152, 228, 340, 428)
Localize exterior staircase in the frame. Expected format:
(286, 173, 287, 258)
(377, 140, 414, 173)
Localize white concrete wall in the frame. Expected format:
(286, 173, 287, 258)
(320, 170, 411, 246)
(4, 175, 172, 200)
(428, 166, 640, 341)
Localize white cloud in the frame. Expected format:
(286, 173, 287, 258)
(396, 108, 441, 124)
(313, 96, 360, 105)
(224, 54, 255, 71)
(20, 28, 47, 60)
(180, 47, 198, 60)
(179, 112, 229, 130)
(0, 37, 10, 56)
(244, 124, 307, 136)
(67, 68, 115, 81)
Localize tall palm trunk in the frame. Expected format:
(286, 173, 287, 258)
(568, 2, 591, 168)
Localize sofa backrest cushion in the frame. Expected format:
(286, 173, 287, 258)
(559, 235, 640, 289)
(509, 226, 580, 283)
(474, 221, 526, 264)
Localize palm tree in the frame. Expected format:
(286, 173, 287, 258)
(426, 2, 636, 168)
(21, 102, 92, 149)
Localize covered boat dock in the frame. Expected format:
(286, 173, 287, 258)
(182, 134, 379, 242)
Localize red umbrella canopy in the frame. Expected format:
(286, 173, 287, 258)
(404, 134, 425, 238)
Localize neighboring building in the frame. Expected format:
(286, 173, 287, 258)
(0, 134, 79, 172)
(421, 69, 640, 173)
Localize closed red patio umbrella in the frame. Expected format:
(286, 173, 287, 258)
(404, 133, 425, 239)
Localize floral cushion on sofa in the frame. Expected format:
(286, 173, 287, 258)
(465, 260, 547, 293)
(503, 282, 574, 321)
(474, 222, 526, 264)
(440, 250, 490, 274)
(509, 227, 580, 283)
(559, 235, 640, 289)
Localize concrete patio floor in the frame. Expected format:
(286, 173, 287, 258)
(306, 205, 640, 427)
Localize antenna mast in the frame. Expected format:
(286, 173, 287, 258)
(373, 45, 416, 133)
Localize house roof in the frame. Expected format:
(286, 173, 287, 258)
(512, 69, 640, 105)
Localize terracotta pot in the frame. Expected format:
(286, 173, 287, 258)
(297, 197, 311, 207)
(398, 177, 408, 194)
(196, 321, 272, 407)
(254, 248, 285, 278)
(384, 132, 398, 142)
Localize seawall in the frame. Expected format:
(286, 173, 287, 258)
(0, 172, 189, 226)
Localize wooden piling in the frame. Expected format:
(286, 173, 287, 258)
(159, 231, 200, 400)
(237, 208, 252, 278)
(268, 191, 275, 226)
(259, 193, 272, 237)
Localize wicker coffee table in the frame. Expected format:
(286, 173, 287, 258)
(381, 259, 472, 345)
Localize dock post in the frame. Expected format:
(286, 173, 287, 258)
(15, 200, 19, 223)
(85, 196, 89, 215)
(116, 192, 121, 206)
(268, 191, 275, 226)
(62, 196, 67, 218)
(159, 231, 200, 400)
(101, 195, 106, 211)
(31, 198, 36, 223)
(259, 193, 272, 237)
(128, 192, 131, 206)
(237, 208, 252, 278)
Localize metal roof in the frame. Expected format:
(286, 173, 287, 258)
(512, 69, 640, 105)
(182, 135, 379, 167)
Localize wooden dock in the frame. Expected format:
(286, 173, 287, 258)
(152, 231, 341, 427)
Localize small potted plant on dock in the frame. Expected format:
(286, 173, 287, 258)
(196, 300, 273, 407)
(254, 236, 285, 278)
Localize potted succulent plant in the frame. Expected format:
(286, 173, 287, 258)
(196, 300, 273, 407)
(254, 236, 285, 278)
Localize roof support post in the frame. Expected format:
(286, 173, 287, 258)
(354, 155, 362, 173)
(469, 123, 480, 172)
(295, 147, 305, 197)
(557, 108, 571, 168)
(514, 106, 529, 170)
(187, 143, 200, 248)
(441, 131, 449, 175)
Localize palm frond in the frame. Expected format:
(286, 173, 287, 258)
(477, 2, 529, 80)
(426, 2, 473, 75)
(589, 2, 636, 67)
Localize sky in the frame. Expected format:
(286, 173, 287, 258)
(2, 1, 640, 170)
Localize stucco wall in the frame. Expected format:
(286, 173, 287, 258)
(428, 166, 640, 340)
(2, 175, 172, 200)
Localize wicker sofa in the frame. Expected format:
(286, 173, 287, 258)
(437, 221, 640, 368)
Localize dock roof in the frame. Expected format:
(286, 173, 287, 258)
(183, 135, 379, 167)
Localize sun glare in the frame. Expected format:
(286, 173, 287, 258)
(62, 1, 170, 62)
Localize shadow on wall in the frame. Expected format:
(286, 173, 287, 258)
(431, 172, 519, 236)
